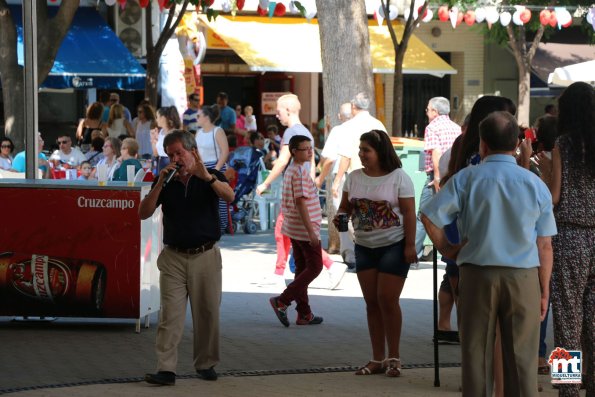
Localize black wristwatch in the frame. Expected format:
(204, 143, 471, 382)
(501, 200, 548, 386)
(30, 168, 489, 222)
(208, 176, 217, 185)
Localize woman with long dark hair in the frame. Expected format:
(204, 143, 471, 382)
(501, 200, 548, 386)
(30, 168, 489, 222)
(334, 130, 416, 377)
(539, 82, 595, 397)
(152, 106, 181, 173)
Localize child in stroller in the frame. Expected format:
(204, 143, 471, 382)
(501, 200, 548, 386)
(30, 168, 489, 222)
(228, 138, 267, 234)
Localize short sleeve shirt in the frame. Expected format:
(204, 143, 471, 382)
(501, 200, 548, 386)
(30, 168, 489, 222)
(423, 115, 461, 172)
(217, 106, 237, 130)
(281, 162, 322, 241)
(344, 168, 415, 248)
(421, 154, 557, 268)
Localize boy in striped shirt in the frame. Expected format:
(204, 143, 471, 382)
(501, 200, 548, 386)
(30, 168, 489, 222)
(269, 135, 324, 327)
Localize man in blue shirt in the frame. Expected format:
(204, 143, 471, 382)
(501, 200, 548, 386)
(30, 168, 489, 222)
(11, 132, 49, 178)
(421, 111, 557, 397)
(215, 92, 236, 136)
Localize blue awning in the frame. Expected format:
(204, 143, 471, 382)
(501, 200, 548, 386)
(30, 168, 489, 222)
(12, 6, 146, 90)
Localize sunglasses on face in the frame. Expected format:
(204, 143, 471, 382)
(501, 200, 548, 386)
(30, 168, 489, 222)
(1, 145, 12, 149)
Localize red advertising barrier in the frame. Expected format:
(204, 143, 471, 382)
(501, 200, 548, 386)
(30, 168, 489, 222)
(0, 182, 158, 318)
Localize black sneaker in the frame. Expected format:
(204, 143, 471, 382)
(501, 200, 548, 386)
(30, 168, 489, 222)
(145, 371, 175, 386)
(296, 313, 324, 325)
(196, 366, 218, 381)
(269, 296, 289, 327)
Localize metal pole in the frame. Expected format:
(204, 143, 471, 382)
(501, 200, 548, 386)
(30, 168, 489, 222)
(23, 0, 39, 179)
(433, 246, 440, 387)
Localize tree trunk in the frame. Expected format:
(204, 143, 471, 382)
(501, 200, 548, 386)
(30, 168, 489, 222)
(0, 0, 78, 152)
(316, 0, 374, 129)
(391, 51, 405, 136)
(145, 50, 160, 106)
(517, 63, 531, 126)
(316, 0, 374, 253)
(385, 0, 427, 138)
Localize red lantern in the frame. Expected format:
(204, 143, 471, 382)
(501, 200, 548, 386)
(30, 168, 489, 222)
(520, 9, 531, 24)
(562, 19, 572, 28)
(438, 5, 449, 22)
(237, 0, 245, 11)
(456, 11, 464, 26)
(257, 5, 267, 16)
(139, 0, 149, 8)
(418, 6, 428, 20)
(117, 0, 126, 5)
(464, 10, 475, 26)
(549, 11, 557, 27)
(274, 3, 286, 16)
(205, 0, 215, 5)
(539, 10, 550, 25)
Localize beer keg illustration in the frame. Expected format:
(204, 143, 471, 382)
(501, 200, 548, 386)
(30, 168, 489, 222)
(0, 252, 106, 314)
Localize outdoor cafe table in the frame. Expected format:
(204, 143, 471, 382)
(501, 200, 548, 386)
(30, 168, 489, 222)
(0, 179, 161, 332)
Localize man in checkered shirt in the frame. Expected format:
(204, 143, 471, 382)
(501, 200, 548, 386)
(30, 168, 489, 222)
(415, 97, 461, 260)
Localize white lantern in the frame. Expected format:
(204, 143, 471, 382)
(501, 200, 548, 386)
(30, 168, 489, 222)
(556, 7, 572, 27)
(105, 0, 116, 5)
(221, 0, 232, 12)
(449, 6, 459, 29)
(259, 0, 270, 9)
(485, 7, 499, 24)
(500, 11, 512, 27)
(422, 8, 433, 23)
(475, 7, 486, 23)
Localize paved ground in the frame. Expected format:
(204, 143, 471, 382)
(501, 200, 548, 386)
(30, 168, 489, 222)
(0, 225, 559, 396)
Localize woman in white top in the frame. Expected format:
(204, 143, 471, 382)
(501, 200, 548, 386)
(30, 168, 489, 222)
(196, 104, 229, 171)
(334, 130, 416, 378)
(103, 104, 133, 139)
(0, 137, 14, 170)
(134, 103, 157, 159)
(151, 106, 181, 173)
(91, 137, 121, 180)
(196, 104, 230, 232)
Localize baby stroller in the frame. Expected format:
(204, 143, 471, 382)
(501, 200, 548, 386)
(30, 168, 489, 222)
(228, 146, 265, 234)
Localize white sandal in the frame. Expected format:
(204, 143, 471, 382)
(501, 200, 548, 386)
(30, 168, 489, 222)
(354, 359, 385, 375)
(385, 358, 401, 377)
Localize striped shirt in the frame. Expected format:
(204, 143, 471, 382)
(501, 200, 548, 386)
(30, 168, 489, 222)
(424, 115, 461, 172)
(281, 162, 322, 241)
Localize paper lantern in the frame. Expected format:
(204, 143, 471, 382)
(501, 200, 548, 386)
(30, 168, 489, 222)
(274, 2, 286, 16)
(464, 10, 475, 26)
(236, 0, 245, 10)
(422, 9, 433, 23)
(539, 10, 551, 26)
(259, 0, 270, 9)
(256, 5, 267, 15)
(221, 0, 232, 12)
(375, 10, 384, 26)
(139, 0, 149, 7)
(105, 0, 116, 5)
(549, 11, 557, 27)
(475, 7, 486, 23)
(556, 8, 571, 28)
(449, 6, 459, 28)
(485, 7, 499, 24)
(438, 5, 449, 22)
(388, 5, 399, 20)
(520, 9, 531, 24)
(513, 10, 523, 26)
(417, 6, 428, 20)
(500, 11, 511, 27)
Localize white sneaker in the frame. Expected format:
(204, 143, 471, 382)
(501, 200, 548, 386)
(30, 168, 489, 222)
(328, 262, 348, 290)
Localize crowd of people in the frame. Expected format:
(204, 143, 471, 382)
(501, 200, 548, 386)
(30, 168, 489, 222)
(1, 84, 592, 397)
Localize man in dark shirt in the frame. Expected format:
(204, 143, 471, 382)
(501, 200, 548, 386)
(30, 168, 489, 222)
(139, 130, 234, 385)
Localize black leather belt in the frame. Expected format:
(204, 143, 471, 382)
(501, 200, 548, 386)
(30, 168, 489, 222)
(167, 241, 216, 255)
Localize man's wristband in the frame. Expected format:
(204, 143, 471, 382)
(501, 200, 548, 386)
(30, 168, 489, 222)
(208, 176, 217, 185)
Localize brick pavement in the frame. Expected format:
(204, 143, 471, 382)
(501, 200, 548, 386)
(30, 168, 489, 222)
(0, 227, 555, 396)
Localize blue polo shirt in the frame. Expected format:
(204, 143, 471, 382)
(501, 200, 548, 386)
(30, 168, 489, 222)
(421, 154, 557, 268)
(216, 105, 236, 130)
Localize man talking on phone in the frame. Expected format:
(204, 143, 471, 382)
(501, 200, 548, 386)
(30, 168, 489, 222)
(139, 130, 234, 385)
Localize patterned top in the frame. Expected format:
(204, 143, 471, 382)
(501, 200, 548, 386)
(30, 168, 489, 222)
(424, 115, 461, 172)
(281, 162, 322, 241)
(554, 134, 595, 227)
(344, 168, 415, 248)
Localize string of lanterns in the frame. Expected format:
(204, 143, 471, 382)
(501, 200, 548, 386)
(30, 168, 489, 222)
(99, 0, 595, 31)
